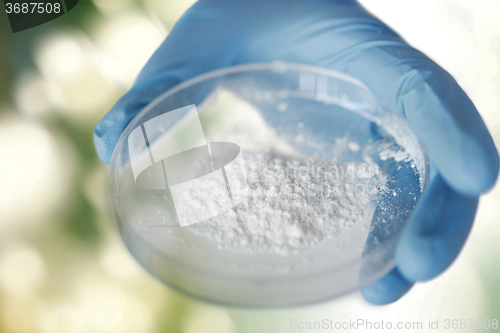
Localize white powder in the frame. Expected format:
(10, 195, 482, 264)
(189, 150, 387, 255)
(170, 89, 389, 255)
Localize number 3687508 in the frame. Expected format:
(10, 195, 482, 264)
(5, 2, 62, 14)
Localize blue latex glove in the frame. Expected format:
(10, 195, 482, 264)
(94, 0, 499, 304)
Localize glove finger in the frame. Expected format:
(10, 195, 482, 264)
(334, 45, 499, 197)
(94, 0, 245, 163)
(395, 173, 478, 282)
(361, 172, 476, 304)
(360, 267, 414, 305)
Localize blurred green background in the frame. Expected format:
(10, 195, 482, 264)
(0, 0, 499, 332)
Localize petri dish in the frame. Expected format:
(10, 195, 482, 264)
(109, 62, 429, 307)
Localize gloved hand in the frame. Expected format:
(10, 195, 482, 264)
(94, 0, 499, 304)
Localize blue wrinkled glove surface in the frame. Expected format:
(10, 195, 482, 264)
(94, 0, 499, 304)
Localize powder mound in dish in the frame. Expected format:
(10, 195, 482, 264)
(189, 150, 387, 255)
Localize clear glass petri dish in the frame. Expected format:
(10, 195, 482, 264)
(109, 62, 429, 307)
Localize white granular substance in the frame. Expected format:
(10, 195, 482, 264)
(190, 150, 386, 255)
(171, 89, 389, 255)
